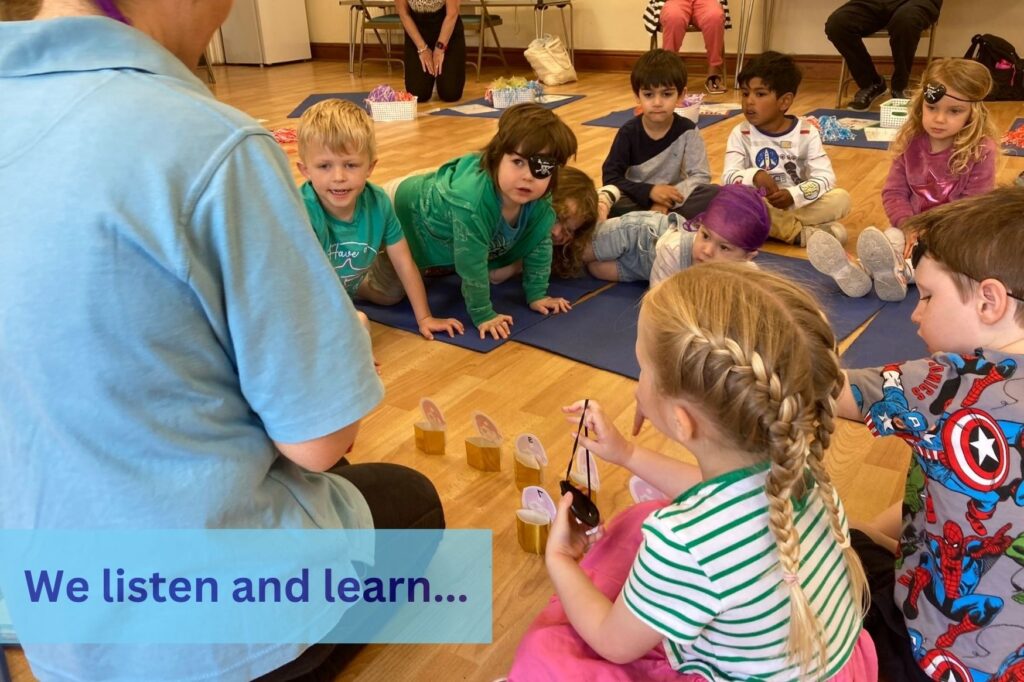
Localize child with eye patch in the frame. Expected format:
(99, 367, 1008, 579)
(372, 103, 578, 340)
(808, 58, 997, 302)
(582, 183, 770, 284)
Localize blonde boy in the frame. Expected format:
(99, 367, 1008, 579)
(297, 99, 462, 340)
(836, 187, 1024, 681)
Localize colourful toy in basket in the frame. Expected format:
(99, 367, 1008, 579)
(364, 85, 417, 122)
(1004, 126, 1024, 151)
(485, 76, 543, 109)
(674, 92, 704, 124)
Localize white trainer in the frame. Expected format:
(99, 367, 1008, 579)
(857, 226, 908, 301)
(807, 230, 871, 298)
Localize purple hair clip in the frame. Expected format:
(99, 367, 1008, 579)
(94, 0, 131, 25)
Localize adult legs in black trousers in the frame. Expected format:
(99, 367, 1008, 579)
(825, 0, 942, 92)
(403, 9, 466, 103)
(887, 0, 942, 92)
(257, 462, 445, 682)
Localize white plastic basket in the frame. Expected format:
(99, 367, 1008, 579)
(491, 88, 537, 109)
(880, 98, 910, 129)
(674, 102, 701, 124)
(367, 98, 418, 122)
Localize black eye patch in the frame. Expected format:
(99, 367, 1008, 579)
(528, 155, 558, 179)
(923, 82, 975, 105)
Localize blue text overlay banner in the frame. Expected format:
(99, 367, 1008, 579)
(0, 529, 491, 644)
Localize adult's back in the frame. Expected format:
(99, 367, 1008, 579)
(0, 9, 384, 680)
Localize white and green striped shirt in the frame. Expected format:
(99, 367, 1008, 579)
(623, 462, 862, 681)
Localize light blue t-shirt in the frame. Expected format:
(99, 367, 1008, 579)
(0, 17, 384, 681)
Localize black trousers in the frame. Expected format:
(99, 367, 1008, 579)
(850, 529, 933, 682)
(257, 461, 445, 682)
(825, 0, 943, 91)
(403, 9, 466, 103)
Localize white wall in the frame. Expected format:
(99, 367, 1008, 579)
(308, 0, 1024, 58)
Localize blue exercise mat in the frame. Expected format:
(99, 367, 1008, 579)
(1002, 118, 1024, 157)
(757, 252, 887, 342)
(513, 253, 888, 380)
(582, 107, 741, 131)
(428, 94, 585, 119)
(801, 108, 890, 150)
(513, 281, 646, 379)
(356, 273, 606, 353)
(288, 92, 372, 118)
(842, 290, 927, 369)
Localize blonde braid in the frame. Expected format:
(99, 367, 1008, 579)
(762, 387, 827, 675)
(643, 265, 864, 677)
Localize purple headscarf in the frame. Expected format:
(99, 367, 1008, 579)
(94, 0, 131, 24)
(687, 184, 770, 252)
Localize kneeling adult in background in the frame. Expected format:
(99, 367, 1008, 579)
(396, 0, 466, 103)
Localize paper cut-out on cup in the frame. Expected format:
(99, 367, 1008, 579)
(466, 410, 502, 471)
(515, 433, 548, 465)
(473, 411, 503, 443)
(629, 475, 669, 504)
(513, 433, 547, 489)
(414, 397, 446, 455)
(516, 486, 557, 554)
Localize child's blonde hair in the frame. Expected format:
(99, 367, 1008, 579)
(643, 264, 868, 674)
(297, 99, 376, 162)
(551, 167, 598, 278)
(892, 58, 996, 176)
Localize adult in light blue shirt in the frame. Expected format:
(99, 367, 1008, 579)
(0, 1, 443, 680)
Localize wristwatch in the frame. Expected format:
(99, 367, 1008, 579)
(435, 41, 446, 52)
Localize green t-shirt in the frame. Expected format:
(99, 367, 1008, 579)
(301, 180, 404, 297)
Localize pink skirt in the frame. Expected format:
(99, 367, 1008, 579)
(508, 501, 878, 682)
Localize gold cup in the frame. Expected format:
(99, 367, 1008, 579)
(569, 470, 599, 506)
(515, 509, 550, 554)
(513, 450, 543, 490)
(414, 422, 446, 455)
(465, 436, 501, 471)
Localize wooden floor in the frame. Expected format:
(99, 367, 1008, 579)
(6, 59, 1023, 681)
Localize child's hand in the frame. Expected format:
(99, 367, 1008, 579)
(530, 297, 572, 316)
(649, 202, 670, 215)
(649, 184, 684, 207)
(546, 492, 602, 563)
(418, 315, 465, 340)
(766, 189, 794, 209)
(562, 400, 634, 467)
(597, 202, 610, 224)
(478, 314, 514, 340)
(753, 170, 778, 194)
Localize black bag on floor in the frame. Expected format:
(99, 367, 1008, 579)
(964, 34, 1024, 101)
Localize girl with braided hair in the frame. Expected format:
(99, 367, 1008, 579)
(509, 263, 876, 681)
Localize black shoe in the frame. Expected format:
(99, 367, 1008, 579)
(891, 88, 910, 100)
(848, 79, 887, 111)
